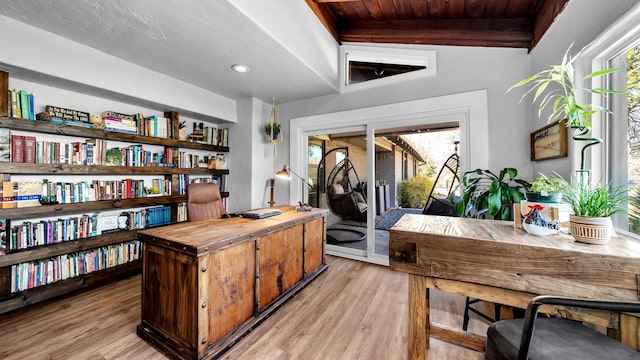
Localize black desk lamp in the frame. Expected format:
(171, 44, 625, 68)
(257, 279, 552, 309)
(276, 164, 312, 211)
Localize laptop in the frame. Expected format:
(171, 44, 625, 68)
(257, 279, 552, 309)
(239, 208, 282, 219)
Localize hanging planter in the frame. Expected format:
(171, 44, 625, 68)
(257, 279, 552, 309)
(265, 99, 282, 143)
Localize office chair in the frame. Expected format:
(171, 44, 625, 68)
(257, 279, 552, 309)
(485, 295, 640, 360)
(186, 182, 226, 221)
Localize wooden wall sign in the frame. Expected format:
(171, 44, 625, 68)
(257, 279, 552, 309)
(530, 120, 568, 161)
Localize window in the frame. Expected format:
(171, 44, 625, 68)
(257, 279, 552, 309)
(579, 3, 640, 238)
(340, 45, 436, 93)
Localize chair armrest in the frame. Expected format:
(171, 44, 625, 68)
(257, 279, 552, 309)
(517, 295, 640, 360)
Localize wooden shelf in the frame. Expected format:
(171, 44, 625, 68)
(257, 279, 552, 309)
(0, 260, 141, 315)
(0, 112, 230, 315)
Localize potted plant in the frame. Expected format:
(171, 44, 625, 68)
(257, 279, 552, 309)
(556, 176, 626, 244)
(455, 167, 531, 220)
(526, 173, 564, 202)
(265, 121, 282, 142)
(508, 44, 624, 173)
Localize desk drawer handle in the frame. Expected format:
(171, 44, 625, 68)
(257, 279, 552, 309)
(201, 266, 207, 272)
(202, 301, 207, 308)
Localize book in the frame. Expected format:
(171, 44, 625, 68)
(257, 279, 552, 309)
(0, 128, 9, 162)
(19, 90, 29, 120)
(10, 89, 17, 118)
(0, 70, 7, 117)
(28, 93, 35, 120)
(2, 181, 16, 208)
(11, 134, 24, 163)
(23, 135, 36, 163)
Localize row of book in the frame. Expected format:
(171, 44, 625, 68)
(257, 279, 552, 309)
(176, 174, 229, 195)
(10, 240, 140, 293)
(7, 89, 35, 120)
(39, 178, 169, 204)
(189, 124, 229, 147)
(0, 178, 172, 209)
(9, 214, 99, 251)
(2, 129, 229, 170)
(7, 206, 171, 252)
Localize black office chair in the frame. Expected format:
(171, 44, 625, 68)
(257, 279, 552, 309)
(485, 295, 640, 360)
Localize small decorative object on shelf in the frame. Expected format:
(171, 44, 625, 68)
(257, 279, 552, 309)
(89, 114, 105, 129)
(35, 112, 51, 121)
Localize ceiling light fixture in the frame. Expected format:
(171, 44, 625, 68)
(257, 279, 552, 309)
(231, 64, 250, 73)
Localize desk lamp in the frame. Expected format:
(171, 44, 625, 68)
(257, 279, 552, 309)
(276, 164, 312, 211)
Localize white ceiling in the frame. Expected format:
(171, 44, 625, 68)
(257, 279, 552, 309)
(0, 0, 340, 104)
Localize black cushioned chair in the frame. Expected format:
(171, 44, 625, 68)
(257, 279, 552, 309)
(485, 295, 640, 360)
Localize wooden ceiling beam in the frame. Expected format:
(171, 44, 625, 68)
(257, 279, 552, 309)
(305, 0, 342, 44)
(339, 18, 533, 47)
(530, 0, 569, 51)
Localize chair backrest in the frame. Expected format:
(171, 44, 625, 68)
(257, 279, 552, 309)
(186, 183, 226, 222)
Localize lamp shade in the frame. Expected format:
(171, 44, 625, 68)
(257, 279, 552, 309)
(276, 165, 291, 180)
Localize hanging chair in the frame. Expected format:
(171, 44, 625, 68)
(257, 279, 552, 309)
(422, 153, 460, 216)
(326, 158, 367, 222)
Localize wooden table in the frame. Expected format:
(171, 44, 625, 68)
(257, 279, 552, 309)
(136, 206, 328, 360)
(389, 214, 640, 360)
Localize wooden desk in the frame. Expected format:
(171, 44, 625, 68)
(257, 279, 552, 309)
(389, 214, 640, 360)
(136, 206, 328, 360)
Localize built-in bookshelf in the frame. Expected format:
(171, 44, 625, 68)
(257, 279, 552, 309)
(0, 114, 230, 314)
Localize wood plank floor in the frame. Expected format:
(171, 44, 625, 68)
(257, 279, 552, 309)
(0, 256, 487, 360)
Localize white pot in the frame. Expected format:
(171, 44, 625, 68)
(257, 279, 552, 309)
(569, 215, 613, 245)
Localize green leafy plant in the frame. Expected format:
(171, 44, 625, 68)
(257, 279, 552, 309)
(508, 44, 624, 171)
(455, 168, 531, 220)
(399, 175, 434, 208)
(105, 148, 123, 166)
(265, 122, 281, 137)
(529, 173, 565, 196)
(557, 176, 626, 217)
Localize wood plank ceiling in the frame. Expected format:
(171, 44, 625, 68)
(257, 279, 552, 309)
(305, 0, 570, 50)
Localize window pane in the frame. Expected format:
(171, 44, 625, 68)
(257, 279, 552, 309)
(612, 43, 640, 235)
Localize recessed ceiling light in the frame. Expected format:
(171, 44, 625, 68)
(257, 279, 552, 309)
(231, 64, 250, 73)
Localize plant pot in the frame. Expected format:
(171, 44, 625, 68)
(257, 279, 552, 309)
(569, 215, 613, 245)
(525, 191, 562, 203)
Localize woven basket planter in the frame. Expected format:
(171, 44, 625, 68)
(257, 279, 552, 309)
(569, 215, 613, 245)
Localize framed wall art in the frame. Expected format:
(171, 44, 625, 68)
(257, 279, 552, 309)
(530, 119, 568, 161)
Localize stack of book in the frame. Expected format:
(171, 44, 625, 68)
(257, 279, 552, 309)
(1, 181, 42, 208)
(103, 111, 138, 134)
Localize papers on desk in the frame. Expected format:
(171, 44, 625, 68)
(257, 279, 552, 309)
(239, 208, 282, 219)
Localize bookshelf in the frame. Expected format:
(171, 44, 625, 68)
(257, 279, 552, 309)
(0, 115, 230, 314)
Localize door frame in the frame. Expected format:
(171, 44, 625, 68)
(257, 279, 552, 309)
(289, 90, 489, 265)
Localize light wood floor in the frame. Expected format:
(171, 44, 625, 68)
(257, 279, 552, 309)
(0, 256, 487, 360)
